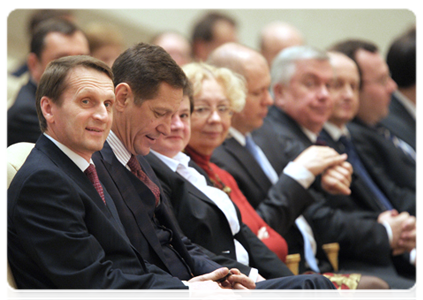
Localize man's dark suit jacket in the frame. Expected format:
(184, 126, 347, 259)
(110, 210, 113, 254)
(252, 107, 415, 287)
(8, 80, 42, 146)
(92, 142, 222, 280)
(319, 127, 415, 216)
(347, 118, 415, 216)
(8, 135, 187, 289)
(145, 152, 293, 279)
(380, 92, 416, 150)
(211, 135, 334, 274)
(211, 136, 315, 236)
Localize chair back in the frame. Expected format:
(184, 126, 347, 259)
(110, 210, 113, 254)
(7, 142, 35, 289)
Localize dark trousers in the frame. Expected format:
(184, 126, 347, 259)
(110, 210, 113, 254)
(256, 274, 335, 289)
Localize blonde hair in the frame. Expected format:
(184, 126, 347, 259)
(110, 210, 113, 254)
(182, 62, 246, 113)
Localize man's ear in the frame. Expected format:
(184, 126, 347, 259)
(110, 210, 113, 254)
(40, 96, 54, 124)
(272, 83, 286, 108)
(114, 83, 133, 112)
(27, 53, 43, 83)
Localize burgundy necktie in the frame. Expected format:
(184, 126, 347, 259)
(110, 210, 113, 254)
(84, 164, 106, 205)
(127, 155, 160, 206)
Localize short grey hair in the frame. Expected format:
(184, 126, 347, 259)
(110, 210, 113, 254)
(270, 45, 329, 89)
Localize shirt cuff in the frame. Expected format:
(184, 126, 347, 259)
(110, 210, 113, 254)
(182, 280, 192, 300)
(283, 161, 315, 189)
(382, 221, 393, 245)
(248, 267, 259, 282)
(409, 248, 416, 265)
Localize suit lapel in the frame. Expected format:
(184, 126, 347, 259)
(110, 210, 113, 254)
(223, 138, 271, 195)
(37, 135, 114, 218)
(98, 143, 172, 269)
(319, 129, 386, 212)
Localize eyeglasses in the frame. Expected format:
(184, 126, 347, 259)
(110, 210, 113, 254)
(192, 105, 233, 119)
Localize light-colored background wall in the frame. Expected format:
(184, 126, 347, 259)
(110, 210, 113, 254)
(7, 8, 416, 70)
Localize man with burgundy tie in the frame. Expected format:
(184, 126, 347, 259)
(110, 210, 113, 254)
(8, 54, 244, 290)
(92, 42, 337, 290)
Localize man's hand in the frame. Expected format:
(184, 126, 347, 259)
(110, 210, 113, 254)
(188, 268, 238, 300)
(378, 210, 414, 255)
(225, 268, 256, 289)
(321, 161, 352, 195)
(257, 226, 269, 240)
(293, 146, 348, 176)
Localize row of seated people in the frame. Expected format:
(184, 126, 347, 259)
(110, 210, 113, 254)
(8, 10, 415, 291)
(8, 41, 415, 290)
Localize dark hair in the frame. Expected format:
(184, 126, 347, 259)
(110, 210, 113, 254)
(183, 80, 194, 113)
(386, 26, 416, 88)
(30, 18, 84, 58)
(329, 39, 378, 87)
(191, 11, 236, 43)
(28, 9, 74, 36)
(36, 55, 113, 132)
(112, 42, 188, 105)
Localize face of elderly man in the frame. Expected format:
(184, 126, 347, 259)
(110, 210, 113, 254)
(273, 58, 334, 133)
(328, 52, 360, 127)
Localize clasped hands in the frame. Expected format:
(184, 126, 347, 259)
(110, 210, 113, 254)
(378, 209, 416, 256)
(188, 268, 256, 300)
(293, 145, 352, 195)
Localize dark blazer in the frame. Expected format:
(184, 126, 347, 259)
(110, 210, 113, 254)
(211, 135, 333, 274)
(145, 152, 294, 279)
(7, 80, 42, 146)
(8, 135, 187, 289)
(319, 127, 415, 216)
(347, 118, 415, 215)
(92, 142, 222, 280)
(211, 137, 315, 236)
(380, 92, 416, 150)
(253, 107, 394, 265)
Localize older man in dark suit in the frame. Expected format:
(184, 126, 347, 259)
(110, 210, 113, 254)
(253, 45, 415, 288)
(7, 55, 201, 289)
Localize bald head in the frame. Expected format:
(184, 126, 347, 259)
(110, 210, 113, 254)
(260, 21, 304, 67)
(207, 42, 264, 78)
(208, 42, 273, 135)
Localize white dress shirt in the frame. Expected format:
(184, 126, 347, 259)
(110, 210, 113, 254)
(150, 150, 259, 279)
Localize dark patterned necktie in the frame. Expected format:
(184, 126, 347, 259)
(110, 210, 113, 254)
(127, 155, 160, 206)
(338, 135, 393, 210)
(84, 164, 106, 205)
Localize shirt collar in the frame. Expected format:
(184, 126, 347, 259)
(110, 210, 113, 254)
(300, 126, 318, 143)
(394, 90, 416, 119)
(228, 127, 247, 146)
(149, 149, 189, 172)
(323, 122, 350, 141)
(44, 133, 91, 172)
(107, 131, 132, 167)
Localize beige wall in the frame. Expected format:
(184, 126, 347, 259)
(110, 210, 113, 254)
(7, 8, 416, 70)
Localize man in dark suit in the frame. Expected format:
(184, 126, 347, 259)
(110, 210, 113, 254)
(330, 40, 415, 208)
(207, 43, 352, 275)
(8, 18, 90, 147)
(252, 45, 415, 288)
(93, 43, 336, 290)
(7, 55, 204, 289)
(321, 51, 415, 217)
(381, 26, 416, 150)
